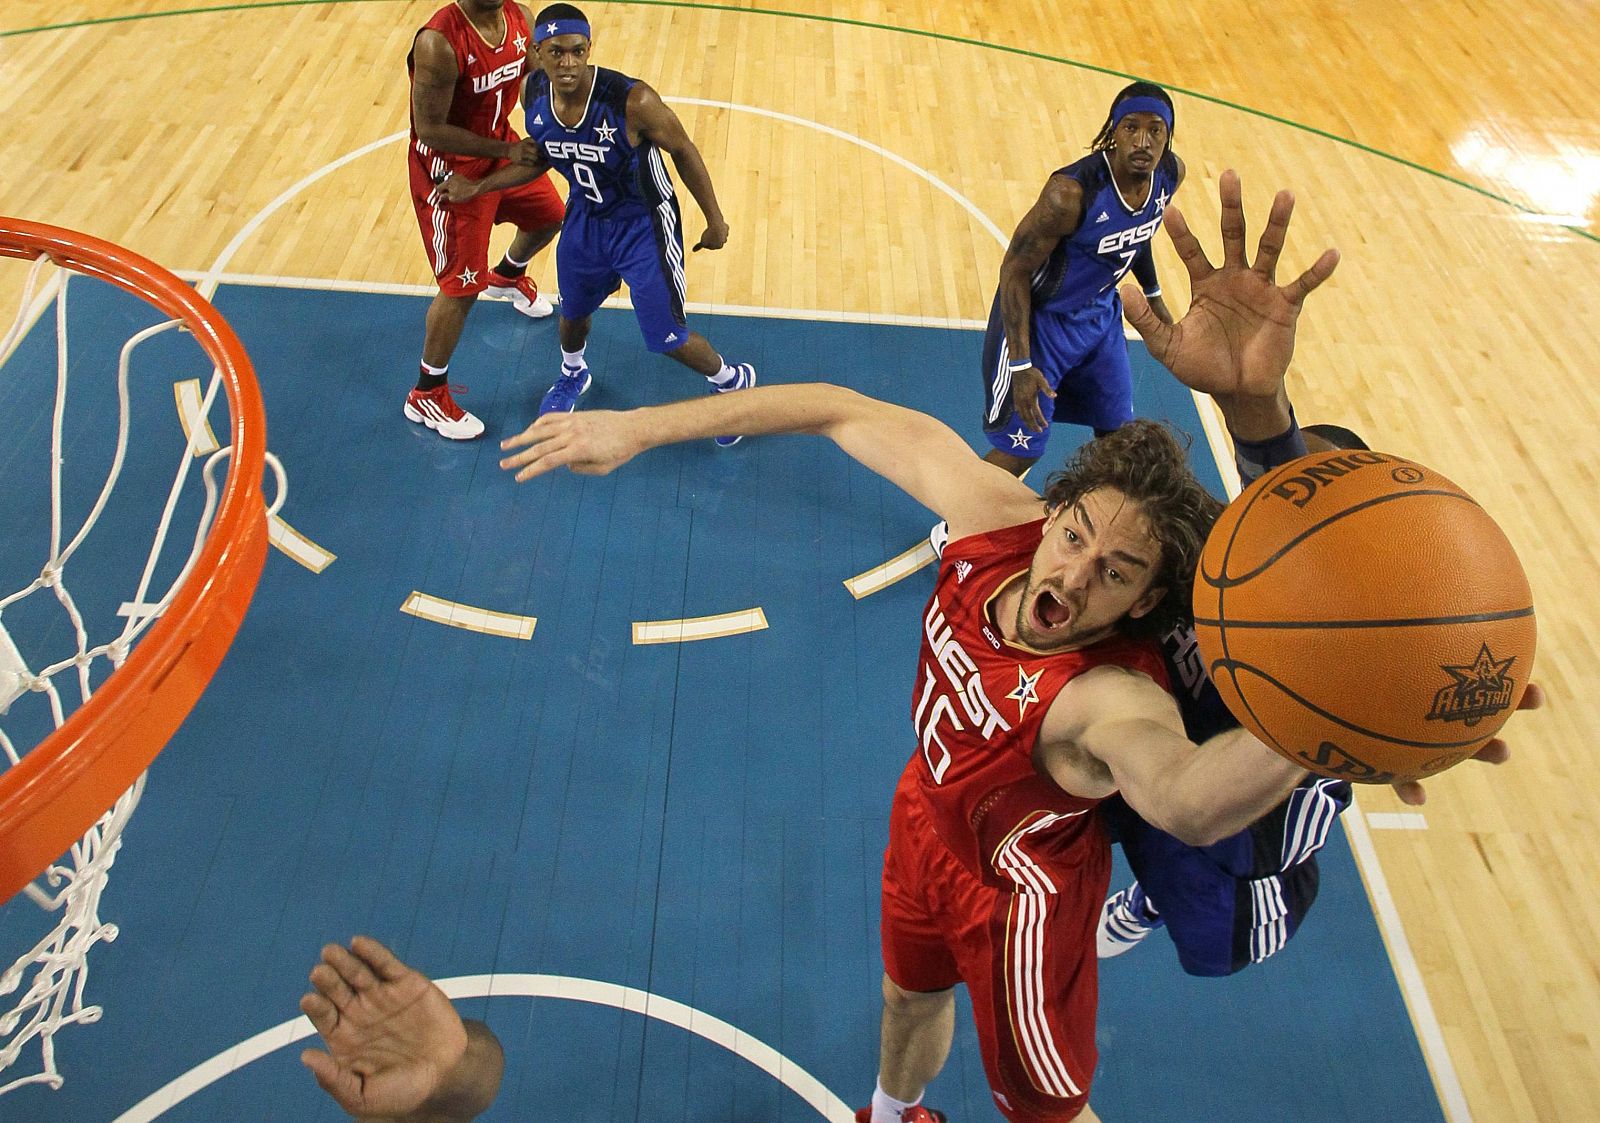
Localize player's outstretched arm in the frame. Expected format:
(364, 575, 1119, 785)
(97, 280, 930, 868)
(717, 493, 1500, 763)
(1121, 168, 1339, 441)
(628, 83, 729, 252)
(1036, 665, 1307, 846)
(439, 146, 548, 203)
(499, 383, 1039, 534)
(300, 936, 504, 1123)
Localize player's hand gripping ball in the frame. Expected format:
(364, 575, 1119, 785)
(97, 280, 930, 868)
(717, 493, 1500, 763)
(1192, 450, 1536, 784)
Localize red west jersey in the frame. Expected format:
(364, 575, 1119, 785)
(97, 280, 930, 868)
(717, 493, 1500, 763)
(910, 519, 1171, 890)
(408, 2, 531, 178)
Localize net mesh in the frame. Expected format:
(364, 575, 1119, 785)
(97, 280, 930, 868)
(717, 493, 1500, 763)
(0, 251, 283, 1094)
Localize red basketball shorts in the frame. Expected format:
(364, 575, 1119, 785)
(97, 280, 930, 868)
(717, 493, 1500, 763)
(408, 144, 564, 297)
(880, 767, 1107, 1123)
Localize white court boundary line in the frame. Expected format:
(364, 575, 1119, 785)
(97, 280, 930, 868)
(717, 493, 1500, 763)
(191, 99, 1469, 1123)
(112, 974, 854, 1123)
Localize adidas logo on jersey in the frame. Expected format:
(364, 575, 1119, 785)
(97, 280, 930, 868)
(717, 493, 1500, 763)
(664, 332, 680, 343)
(532, 113, 544, 125)
(954, 560, 973, 582)
(1095, 211, 1111, 223)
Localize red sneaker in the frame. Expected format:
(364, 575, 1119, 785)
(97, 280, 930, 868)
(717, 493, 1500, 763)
(854, 1107, 947, 1123)
(486, 272, 554, 318)
(404, 383, 484, 440)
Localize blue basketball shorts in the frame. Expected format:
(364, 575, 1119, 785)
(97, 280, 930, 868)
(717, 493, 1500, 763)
(1102, 777, 1352, 977)
(980, 291, 1134, 459)
(556, 202, 689, 354)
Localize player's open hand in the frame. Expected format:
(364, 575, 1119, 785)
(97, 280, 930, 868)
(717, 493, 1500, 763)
(500, 410, 646, 481)
(1121, 169, 1339, 403)
(299, 936, 468, 1118)
(1390, 683, 1544, 806)
(1010, 366, 1056, 432)
(692, 219, 730, 252)
(438, 173, 483, 204)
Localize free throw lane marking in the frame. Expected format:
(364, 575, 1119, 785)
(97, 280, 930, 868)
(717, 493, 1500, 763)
(401, 591, 536, 641)
(268, 515, 335, 573)
(632, 607, 768, 645)
(1365, 812, 1429, 830)
(843, 541, 938, 600)
(112, 974, 853, 1123)
(172, 378, 220, 456)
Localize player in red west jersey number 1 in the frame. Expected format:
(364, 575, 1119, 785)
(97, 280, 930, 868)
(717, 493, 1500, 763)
(404, 0, 566, 440)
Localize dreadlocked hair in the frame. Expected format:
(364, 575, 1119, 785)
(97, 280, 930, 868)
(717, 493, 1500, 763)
(1089, 81, 1175, 152)
(1039, 420, 1223, 640)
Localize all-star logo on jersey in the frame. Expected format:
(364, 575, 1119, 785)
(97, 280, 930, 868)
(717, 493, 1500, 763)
(595, 120, 618, 143)
(1007, 665, 1043, 719)
(1426, 643, 1517, 727)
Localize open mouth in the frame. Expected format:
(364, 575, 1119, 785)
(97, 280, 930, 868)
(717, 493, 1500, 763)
(1031, 588, 1072, 633)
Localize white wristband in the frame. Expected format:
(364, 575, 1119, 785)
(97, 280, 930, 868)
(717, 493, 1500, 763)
(1007, 359, 1034, 373)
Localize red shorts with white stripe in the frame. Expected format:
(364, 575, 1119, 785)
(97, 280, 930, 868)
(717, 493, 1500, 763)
(880, 765, 1107, 1123)
(407, 140, 564, 297)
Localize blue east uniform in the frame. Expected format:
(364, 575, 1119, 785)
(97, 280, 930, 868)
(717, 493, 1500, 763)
(982, 149, 1180, 457)
(526, 67, 689, 352)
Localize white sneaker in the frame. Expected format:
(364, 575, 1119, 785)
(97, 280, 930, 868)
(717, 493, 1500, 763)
(486, 273, 554, 318)
(1097, 882, 1164, 959)
(404, 384, 484, 440)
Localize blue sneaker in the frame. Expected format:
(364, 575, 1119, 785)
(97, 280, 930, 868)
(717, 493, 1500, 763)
(1097, 881, 1164, 958)
(710, 363, 755, 447)
(539, 364, 592, 416)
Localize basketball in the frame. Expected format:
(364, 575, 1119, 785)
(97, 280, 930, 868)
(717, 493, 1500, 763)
(1192, 450, 1536, 784)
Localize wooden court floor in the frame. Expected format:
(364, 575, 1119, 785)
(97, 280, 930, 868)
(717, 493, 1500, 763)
(2, 1, 1598, 1119)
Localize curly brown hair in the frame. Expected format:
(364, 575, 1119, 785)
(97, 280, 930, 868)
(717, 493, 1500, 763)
(1039, 420, 1224, 640)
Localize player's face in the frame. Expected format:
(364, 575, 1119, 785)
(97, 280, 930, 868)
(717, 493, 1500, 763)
(1015, 487, 1165, 651)
(537, 35, 591, 93)
(1109, 111, 1168, 179)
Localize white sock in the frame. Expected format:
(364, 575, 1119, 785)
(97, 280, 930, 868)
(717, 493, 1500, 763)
(871, 1080, 921, 1123)
(708, 359, 738, 387)
(561, 346, 586, 370)
(420, 360, 447, 376)
(504, 247, 533, 268)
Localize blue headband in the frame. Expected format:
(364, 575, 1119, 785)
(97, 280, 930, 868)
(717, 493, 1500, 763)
(1113, 96, 1173, 133)
(534, 18, 591, 42)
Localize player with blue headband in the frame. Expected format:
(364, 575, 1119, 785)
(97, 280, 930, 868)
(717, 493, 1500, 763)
(442, 2, 757, 445)
(953, 80, 1184, 511)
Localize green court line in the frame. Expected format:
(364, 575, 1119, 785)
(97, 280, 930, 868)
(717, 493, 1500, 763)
(4, 0, 1595, 245)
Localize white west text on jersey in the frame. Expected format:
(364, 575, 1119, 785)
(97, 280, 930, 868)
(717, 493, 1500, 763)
(471, 60, 524, 94)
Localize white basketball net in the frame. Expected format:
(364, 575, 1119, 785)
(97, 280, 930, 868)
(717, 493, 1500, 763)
(0, 253, 284, 1095)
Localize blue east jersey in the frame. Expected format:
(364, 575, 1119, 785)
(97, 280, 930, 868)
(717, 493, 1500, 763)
(1033, 149, 1179, 315)
(979, 150, 1180, 452)
(524, 66, 689, 351)
(1101, 623, 1352, 976)
(525, 66, 673, 221)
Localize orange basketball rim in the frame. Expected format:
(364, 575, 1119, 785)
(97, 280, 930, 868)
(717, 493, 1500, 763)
(0, 218, 269, 902)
